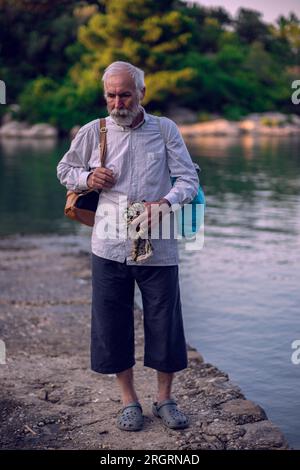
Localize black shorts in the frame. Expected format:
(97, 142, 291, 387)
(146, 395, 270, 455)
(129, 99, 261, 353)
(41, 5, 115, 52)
(91, 254, 188, 374)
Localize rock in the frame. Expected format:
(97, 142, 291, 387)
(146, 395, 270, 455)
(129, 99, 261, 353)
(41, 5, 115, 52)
(219, 398, 267, 424)
(201, 434, 225, 449)
(239, 420, 289, 450)
(202, 420, 246, 442)
(258, 125, 300, 136)
(47, 391, 61, 403)
(187, 349, 204, 363)
(0, 121, 58, 138)
(240, 112, 300, 135)
(44, 418, 56, 424)
(180, 119, 240, 137)
(0, 121, 29, 136)
(179, 112, 300, 137)
(21, 124, 58, 138)
(290, 114, 300, 126)
(2, 113, 14, 125)
(167, 106, 198, 125)
(37, 389, 48, 401)
(260, 111, 287, 122)
(239, 119, 258, 133)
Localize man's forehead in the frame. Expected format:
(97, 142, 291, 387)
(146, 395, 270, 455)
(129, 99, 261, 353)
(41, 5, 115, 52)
(104, 73, 135, 92)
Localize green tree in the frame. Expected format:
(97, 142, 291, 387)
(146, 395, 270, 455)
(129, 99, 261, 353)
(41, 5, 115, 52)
(4, 0, 297, 130)
(18, 76, 104, 132)
(235, 8, 270, 44)
(72, 0, 198, 111)
(0, 0, 99, 100)
(276, 13, 300, 64)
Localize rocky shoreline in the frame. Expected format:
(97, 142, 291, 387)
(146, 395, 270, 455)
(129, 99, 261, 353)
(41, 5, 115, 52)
(0, 121, 58, 138)
(179, 112, 300, 138)
(0, 234, 289, 450)
(0, 112, 299, 139)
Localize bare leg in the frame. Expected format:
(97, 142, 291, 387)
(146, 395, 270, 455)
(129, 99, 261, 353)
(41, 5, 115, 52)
(116, 367, 139, 406)
(157, 371, 174, 402)
(154, 371, 188, 429)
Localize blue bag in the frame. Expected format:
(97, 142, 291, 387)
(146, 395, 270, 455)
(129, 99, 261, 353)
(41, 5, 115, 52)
(171, 163, 206, 239)
(157, 117, 206, 238)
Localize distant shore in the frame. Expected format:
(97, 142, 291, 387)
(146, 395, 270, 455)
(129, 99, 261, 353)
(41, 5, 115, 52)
(179, 112, 300, 138)
(0, 111, 299, 139)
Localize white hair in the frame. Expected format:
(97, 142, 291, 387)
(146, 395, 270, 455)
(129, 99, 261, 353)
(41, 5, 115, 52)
(102, 61, 145, 98)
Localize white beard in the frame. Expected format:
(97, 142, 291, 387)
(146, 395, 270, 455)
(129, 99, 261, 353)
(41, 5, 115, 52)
(110, 105, 141, 127)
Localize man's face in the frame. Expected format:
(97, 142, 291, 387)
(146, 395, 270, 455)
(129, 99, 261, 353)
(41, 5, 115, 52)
(104, 73, 143, 126)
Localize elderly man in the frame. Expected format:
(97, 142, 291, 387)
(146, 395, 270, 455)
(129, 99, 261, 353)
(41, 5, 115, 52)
(57, 61, 198, 432)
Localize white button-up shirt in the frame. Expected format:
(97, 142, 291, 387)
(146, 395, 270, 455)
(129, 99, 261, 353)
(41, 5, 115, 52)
(57, 109, 199, 265)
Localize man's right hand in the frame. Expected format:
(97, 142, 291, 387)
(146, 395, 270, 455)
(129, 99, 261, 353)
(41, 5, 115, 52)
(87, 167, 115, 190)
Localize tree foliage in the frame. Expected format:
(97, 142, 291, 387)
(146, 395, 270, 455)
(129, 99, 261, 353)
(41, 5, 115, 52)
(0, 0, 298, 131)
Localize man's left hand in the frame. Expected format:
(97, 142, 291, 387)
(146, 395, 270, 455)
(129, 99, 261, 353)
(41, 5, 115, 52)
(130, 199, 171, 237)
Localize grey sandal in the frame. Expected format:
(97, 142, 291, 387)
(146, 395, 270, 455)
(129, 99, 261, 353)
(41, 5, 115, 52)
(152, 399, 189, 429)
(117, 402, 144, 431)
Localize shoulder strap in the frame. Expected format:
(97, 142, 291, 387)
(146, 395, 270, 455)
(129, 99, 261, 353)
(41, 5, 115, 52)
(157, 116, 201, 175)
(99, 118, 107, 167)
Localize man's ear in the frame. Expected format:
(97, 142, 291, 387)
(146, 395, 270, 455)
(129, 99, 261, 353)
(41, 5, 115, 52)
(140, 87, 146, 102)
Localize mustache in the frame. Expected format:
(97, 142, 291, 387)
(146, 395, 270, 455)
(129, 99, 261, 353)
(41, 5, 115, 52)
(110, 109, 131, 117)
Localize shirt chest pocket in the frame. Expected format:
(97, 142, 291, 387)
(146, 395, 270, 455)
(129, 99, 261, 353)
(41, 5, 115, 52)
(146, 152, 165, 183)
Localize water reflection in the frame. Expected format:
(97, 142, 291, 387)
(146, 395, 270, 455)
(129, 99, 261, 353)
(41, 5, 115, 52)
(186, 134, 300, 160)
(0, 136, 58, 157)
(179, 134, 300, 449)
(0, 137, 72, 235)
(0, 135, 299, 236)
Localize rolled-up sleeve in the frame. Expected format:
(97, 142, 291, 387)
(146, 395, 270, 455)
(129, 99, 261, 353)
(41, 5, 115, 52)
(161, 118, 199, 207)
(57, 124, 95, 192)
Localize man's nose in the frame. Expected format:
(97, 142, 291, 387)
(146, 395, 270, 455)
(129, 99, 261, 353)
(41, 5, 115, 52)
(115, 96, 123, 109)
